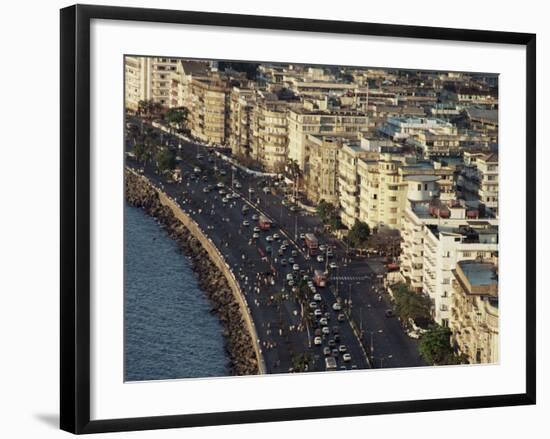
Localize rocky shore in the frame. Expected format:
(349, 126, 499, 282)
(125, 169, 259, 376)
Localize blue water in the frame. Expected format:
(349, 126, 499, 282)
(124, 203, 229, 381)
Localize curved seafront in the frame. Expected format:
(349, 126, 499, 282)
(125, 203, 229, 381)
(125, 169, 262, 376)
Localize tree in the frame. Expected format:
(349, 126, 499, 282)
(133, 142, 151, 164)
(346, 221, 371, 249)
(165, 107, 188, 133)
(391, 282, 432, 325)
(154, 148, 176, 173)
(291, 352, 312, 372)
(418, 325, 467, 365)
(316, 200, 335, 222)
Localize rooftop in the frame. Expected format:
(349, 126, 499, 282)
(455, 260, 498, 296)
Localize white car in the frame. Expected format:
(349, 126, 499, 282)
(242, 220, 250, 227)
(329, 262, 337, 269)
(266, 235, 274, 242)
(248, 187, 255, 193)
(322, 326, 330, 335)
(338, 345, 348, 353)
(292, 264, 299, 271)
(253, 226, 261, 233)
(309, 301, 317, 309)
(332, 302, 342, 311)
(288, 279, 295, 287)
(216, 182, 224, 188)
(273, 233, 280, 240)
(343, 353, 352, 362)
(286, 273, 294, 281)
(314, 309, 323, 317)
(314, 336, 322, 346)
(313, 293, 322, 302)
(234, 182, 242, 189)
(317, 255, 325, 263)
(252, 233, 260, 239)
(319, 317, 328, 326)
(262, 186, 270, 194)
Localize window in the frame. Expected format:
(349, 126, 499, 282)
(463, 251, 472, 257)
(424, 184, 428, 190)
(417, 184, 421, 190)
(442, 278, 450, 284)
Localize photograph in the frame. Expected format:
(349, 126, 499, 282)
(123, 56, 499, 381)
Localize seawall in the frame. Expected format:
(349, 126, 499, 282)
(125, 168, 265, 375)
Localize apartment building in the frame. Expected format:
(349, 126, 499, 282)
(450, 260, 499, 363)
(379, 117, 455, 142)
(406, 127, 460, 158)
(423, 222, 498, 325)
(227, 87, 256, 157)
(303, 135, 347, 205)
(337, 142, 371, 228)
(288, 108, 369, 170)
(124, 56, 181, 111)
(458, 151, 499, 217)
(250, 99, 290, 171)
(357, 152, 456, 230)
(187, 77, 228, 145)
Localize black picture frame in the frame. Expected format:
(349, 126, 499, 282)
(60, 4, 536, 434)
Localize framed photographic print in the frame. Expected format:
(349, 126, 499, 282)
(60, 4, 536, 434)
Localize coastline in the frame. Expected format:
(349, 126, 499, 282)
(125, 168, 264, 376)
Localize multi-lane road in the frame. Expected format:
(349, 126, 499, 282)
(126, 117, 425, 374)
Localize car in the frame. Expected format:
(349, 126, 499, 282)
(219, 170, 227, 176)
(242, 220, 250, 227)
(286, 273, 294, 281)
(309, 286, 316, 294)
(338, 345, 348, 353)
(319, 244, 327, 252)
(337, 313, 346, 322)
(309, 302, 317, 309)
(252, 214, 259, 221)
(288, 279, 295, 286)
(216, 182, 224, 188)
(234, 182, 242, 189)
(218, 188, 226, 195)
(332, 302, 342, 311)
(193, 167, 201, 173)
(328, 339, 336, 348)
(288, 257, 295, 264)
(327, 250, 334, 258)
(323, 347, 331, 356)
(280, 245, 288, 253)
(252, 233, 260, 239)
(302, 275, 310, 281)
(329, 262, 337, 269)
(334, 334, 341, 343)
(322, 326, 330, 335)
(202, 186, 210, 193)
(282, 199, 289, 206)
(343, 353, 352, 362)
(332, 348, 339, 357)
(253, 226, 261, 233)
(222, 197, 229, 204)
(351, 364, 357, 370)
(280, 259, 287, 266)
(314, 328, 322, 337)
(201, 175, 208, 182)
(273, 233, 280, 240)
(262, 186, 270, 194)
(314, 309, 322, 317)
(292, 264, 299, 271)
(248, 187, 255, 193)
(313, 293, 322, 302)
(241, 205, 249, 212)
(290, 205, 298, 212)
(317, 255, 325, 263)
(314, 336, 322, 346)
(266, 246, 272, 253)
(385, 309, 395, 318)
(291, 249, 298, 257)
(319, 317, 328, 326)
(299, 233, 306, 240)
(282, 240, 289, 246)
(266, 235, 274, 242)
